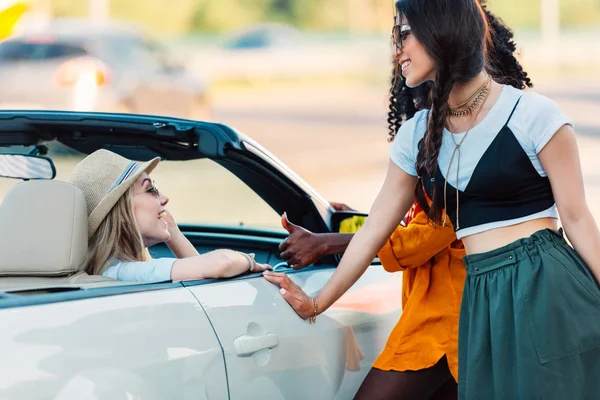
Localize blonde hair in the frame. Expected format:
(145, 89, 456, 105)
(84, 187, 146, 275)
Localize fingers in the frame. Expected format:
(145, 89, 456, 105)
(262, 271, 287, 285)
(279, 251, 305, 269)
(263, 272, 296, 291)
(330, 202, 355, 211)
(254, 263, 272, 272)
(280, 212, 297, 234)
(279, 238, 289, 252)
(263, 272, 310, 317)
(279, 287, 305, 311)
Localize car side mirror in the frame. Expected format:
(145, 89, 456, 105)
(330, 211, 368, 233)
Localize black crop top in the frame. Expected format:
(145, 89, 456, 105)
(389, 85, 572, 239)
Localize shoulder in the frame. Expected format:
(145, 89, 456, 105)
(410, 109, 429, 134)
(516, 90, 565, 116)
(509, 88, 573, 153)
(389, 110, 430, 176)
(394, 109, 429, 143)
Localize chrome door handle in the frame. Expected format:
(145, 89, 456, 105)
(272, 261, 291, 271)
(234, 333, 279, 357)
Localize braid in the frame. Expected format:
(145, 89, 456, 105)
(387, 68, 431, 142)
(387, 69, 416, 141)
(415, 69, 454, 222)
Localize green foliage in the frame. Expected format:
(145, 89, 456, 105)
(486, 0, 541, 29)
(47, 0, 600, 36)
(189, 0, 271, 33)
(51, 0, 88, 18)
(559, 0, 600, 26)
(487, 0, 600, 29)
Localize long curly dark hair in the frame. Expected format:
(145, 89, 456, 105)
(387, 0, 533, 224)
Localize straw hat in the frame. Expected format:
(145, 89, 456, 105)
(70, 149, 160, 238)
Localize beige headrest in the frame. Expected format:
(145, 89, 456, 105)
(0, 180, 88, 276)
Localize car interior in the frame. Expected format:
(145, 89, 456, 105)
(0, 113, 350, 298)
(0, 179, 118, 292)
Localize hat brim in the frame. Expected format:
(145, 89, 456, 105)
(87, 157, 160, 238)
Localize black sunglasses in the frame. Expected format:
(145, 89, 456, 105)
(391, 24, 412, 50)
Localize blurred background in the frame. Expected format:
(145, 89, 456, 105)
(1, 0, 599, 229)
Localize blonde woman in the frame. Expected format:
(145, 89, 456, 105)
(70, 149, 271, 282)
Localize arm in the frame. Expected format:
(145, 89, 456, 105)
(265, 160, 417, 318)
(378, 210, 457, 272)
(171, 249, 270, 281)
(280, 203, 456, 271)
(278, 211, 355, 269)
(539, 124, 600, 283)
(163, 210, 272, 280)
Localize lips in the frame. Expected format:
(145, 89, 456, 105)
(401, 59, 411, 72)
(158, 211, 167, 220)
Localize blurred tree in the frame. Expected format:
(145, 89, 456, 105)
(44, 0, 600, 35)
(189, 0, 271, 32)
(487, 0, 600, 29)
(263, 0, 316, 26)
(51, 0, 87, 17)
(560, 0, 600, 26)
(112, 0, 198, 36)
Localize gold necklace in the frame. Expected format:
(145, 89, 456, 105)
(449, 78, 489, 109)
(443, 80, 493, 229)
(448, 77, 491, 117)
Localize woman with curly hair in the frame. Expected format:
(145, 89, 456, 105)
(267, 3, 537, 399)
(266, 0, 600, 398)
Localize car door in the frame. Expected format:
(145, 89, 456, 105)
(185, 263, 401, 400)
(0, 285, 228, 400)
(142, 138, 402, 399)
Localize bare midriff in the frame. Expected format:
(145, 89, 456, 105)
(462, 217, 558, 255)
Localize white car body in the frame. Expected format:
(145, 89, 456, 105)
(0, 111, 403, 399)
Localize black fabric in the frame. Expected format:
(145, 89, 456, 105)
(423, 97, 555, 231)
(354, 356, 456, 400)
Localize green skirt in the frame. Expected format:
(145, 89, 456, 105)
(458, 228, 600, 399)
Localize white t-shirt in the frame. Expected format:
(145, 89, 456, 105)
(389, 85, 573, 239)
(102, 257, 175, 282)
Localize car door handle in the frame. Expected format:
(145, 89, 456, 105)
(234, 333, 279, 357)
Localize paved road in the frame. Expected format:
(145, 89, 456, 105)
(212, 80, 600, 224)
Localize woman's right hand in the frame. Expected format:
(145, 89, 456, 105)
(249, 260, 273, 273)
(262, 271, 315, 319)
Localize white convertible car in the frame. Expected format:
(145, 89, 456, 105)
(0, 111, 402, 400)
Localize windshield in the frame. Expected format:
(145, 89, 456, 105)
(0, 40, 88, 61)
(0, 150, 282, 230)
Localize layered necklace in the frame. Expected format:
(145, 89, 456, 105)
(443, 77, 493, 229)
(448, 77, 491, 117)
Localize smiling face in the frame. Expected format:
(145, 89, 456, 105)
(131, 172, 170, 247)
(392, 13, 437, 88)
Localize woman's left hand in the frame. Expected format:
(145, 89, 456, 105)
(164, 209, 200, 258)
(262, 271, 315, 319)
(163, 209, 180, 237)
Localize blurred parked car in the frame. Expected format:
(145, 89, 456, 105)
(191, 23, 381, 83)
(0, 18, 211, 119)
